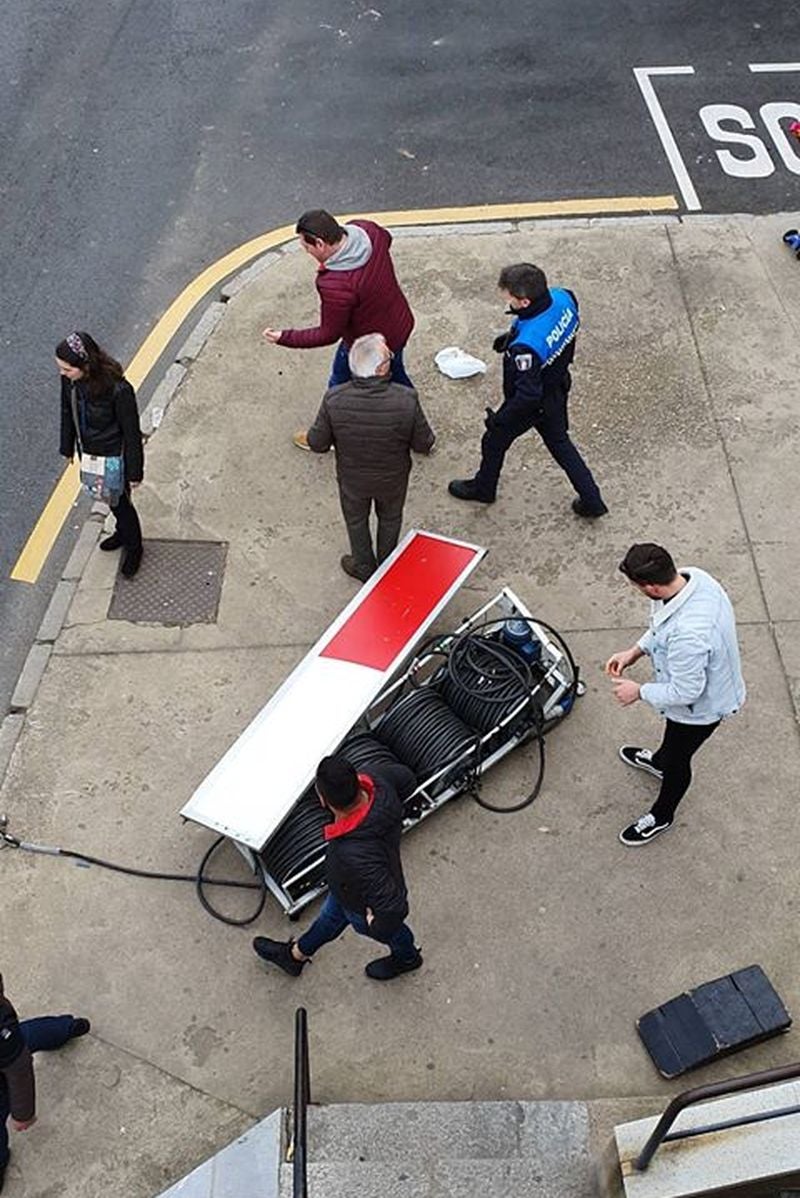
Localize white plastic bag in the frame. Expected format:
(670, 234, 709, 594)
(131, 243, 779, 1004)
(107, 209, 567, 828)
(434, 346, 487, 379)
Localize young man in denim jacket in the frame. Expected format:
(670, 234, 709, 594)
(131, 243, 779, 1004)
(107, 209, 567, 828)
(606, 543, 745, 846)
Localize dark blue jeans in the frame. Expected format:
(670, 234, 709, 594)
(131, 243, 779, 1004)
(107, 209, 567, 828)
(328, 341, 413, 388)
(474, 382, 604, 508)
(0, 1015, 77, 1166)
(296, 892, 418, 963)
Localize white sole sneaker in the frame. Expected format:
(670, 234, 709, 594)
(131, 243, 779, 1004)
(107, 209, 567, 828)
(618, 745, 663, 779)
(619, 818, 672, 846)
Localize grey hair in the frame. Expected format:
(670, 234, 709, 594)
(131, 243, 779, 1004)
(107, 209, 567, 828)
(348, 333, 389, 379)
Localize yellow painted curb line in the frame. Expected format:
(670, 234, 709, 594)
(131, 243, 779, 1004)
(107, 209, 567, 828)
(11, 193, 676, 584)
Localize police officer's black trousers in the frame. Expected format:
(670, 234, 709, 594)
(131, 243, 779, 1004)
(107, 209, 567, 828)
(474, 386, 604, 508)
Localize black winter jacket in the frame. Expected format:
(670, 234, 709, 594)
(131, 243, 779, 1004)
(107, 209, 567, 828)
(324, 764, 416, 938)
(307, 376, 435, 496)
(60, 376, 144, 483)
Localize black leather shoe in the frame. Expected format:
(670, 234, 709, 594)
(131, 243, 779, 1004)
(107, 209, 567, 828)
(100, 533, 123, 551)
(365, 951, 423, 980)
(121, 545, 143, 577)
(571, 498, 608, 518)
(448, 479, 495, 503)
(340, 555, 375, 582)
(253, 937, 306, 977)
(70, 1017, 91, 1039)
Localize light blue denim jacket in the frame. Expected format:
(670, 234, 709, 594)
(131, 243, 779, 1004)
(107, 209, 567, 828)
(637, 567, 745, 725)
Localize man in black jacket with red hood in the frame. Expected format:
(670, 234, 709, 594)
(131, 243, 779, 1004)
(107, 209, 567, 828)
(253, 755, 422, 981)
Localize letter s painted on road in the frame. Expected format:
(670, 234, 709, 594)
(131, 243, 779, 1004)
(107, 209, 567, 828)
(698, 103, 774, 178)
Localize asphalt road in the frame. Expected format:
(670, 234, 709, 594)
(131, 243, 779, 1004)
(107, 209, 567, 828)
(1, 0, 797, 713)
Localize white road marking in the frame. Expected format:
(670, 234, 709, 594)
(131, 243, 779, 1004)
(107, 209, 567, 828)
(748, 62, 800, 72)
(633, 66, 701, 210)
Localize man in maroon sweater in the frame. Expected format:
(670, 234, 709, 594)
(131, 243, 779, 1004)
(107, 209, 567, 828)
(262, 209, 415, 449)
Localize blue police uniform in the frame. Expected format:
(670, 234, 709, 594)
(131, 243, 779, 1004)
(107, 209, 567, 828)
(454, 287, 606, 512)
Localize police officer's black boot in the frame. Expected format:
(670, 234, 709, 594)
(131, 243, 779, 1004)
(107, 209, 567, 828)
(448, 479, 495, 504)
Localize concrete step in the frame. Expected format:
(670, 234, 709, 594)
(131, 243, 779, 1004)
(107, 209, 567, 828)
(155, 1109, 281, 1197)
(303, 1098, 592, 1164)
(615, 1080, 800, 1198)
(279, 1157, 597, 1198)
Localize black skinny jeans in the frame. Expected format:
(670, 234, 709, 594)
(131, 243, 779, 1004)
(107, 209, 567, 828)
(111, 487, 142, 550)
(649, 718, 720, 824)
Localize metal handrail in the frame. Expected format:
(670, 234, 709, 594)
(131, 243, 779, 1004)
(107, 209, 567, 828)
(636, 1060, 800, 1171)
(290, 1007, 311, 1198)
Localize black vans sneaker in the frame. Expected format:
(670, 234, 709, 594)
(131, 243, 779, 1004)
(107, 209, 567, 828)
(619, 813, 672, 846)
(252, 937, 305, 977)
(618, 745, 663, 779)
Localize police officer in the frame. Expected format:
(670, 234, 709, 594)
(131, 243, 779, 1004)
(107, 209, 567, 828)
(449, 263, 607, 516)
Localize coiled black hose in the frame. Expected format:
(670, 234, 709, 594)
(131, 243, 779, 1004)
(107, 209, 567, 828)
(375, 688, 479, 783)
(384, 616, 579, 813)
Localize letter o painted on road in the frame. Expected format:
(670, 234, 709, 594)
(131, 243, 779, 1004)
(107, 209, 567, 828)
(760, 102, 800, 175)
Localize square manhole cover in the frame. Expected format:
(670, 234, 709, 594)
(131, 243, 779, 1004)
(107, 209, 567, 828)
(108, 539, 228, 626)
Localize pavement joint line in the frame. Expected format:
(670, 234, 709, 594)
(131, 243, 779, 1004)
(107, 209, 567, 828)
(664, 222, 800, 730)
(84, 1030, 261, 1121)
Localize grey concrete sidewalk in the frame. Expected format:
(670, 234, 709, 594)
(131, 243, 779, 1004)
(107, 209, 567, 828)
(2, 212, 800, 1197)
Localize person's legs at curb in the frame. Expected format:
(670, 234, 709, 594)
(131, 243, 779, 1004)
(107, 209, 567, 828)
(111, 488, 143, 577)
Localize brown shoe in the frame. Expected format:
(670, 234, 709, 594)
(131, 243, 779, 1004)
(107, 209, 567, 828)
(340, 555, 375, 583)
(292, 430, 310, 450)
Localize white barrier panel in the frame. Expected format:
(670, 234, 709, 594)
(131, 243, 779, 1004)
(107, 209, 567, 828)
(180, 530, 486, 849)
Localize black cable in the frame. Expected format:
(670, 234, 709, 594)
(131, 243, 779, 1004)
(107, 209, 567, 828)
(2, 830, 268, 928)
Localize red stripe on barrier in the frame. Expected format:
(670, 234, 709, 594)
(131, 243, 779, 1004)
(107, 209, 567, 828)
(320, 535, 479, 671)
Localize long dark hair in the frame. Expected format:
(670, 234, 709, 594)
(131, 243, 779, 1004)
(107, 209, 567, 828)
(56, 331, 124, 395)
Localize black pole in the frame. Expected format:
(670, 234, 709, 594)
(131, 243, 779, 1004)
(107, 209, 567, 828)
(293, 1007, 309, 1198)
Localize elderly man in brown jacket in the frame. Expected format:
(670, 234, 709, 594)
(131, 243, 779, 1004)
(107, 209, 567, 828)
(307, 332, 435, 581)
(0, 974, 90, 1191)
